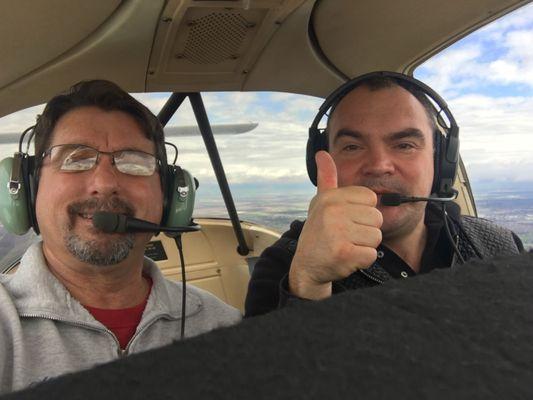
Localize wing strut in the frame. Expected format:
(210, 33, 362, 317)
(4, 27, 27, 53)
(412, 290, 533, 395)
(157, 92, 250, 256)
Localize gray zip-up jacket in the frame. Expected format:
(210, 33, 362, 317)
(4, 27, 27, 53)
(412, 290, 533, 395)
(0, 242, 242, 394)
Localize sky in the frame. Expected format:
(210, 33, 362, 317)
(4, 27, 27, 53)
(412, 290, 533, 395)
(0, 2, 532, 193)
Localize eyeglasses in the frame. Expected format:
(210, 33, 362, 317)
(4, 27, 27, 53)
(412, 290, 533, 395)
(42, 144, 160, 176)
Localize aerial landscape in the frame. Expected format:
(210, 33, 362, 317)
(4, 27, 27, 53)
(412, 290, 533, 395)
(0, 179, 531, 270)
(192, 181, 533, 251)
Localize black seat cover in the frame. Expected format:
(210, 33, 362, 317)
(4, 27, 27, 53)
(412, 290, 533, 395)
(5, 252, 533, 400)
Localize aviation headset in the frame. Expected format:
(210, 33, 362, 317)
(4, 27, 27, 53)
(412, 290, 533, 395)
(0, 125, 196, 236)
(306, 71, 459, 196)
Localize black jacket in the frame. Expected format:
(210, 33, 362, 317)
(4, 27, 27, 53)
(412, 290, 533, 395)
(245, 203, 523, 317)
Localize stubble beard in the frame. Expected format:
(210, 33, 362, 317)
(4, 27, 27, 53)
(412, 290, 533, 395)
(381, 201, 426, 242)
(64, 197, 136, 266)
(356, 177, 427, 242)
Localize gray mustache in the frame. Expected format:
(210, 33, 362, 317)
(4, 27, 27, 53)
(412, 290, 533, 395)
(67, 197, 135, 217)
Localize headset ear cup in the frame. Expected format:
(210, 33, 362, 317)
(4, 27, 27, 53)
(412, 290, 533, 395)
(306, 128, 329, 186)
(438, 126, 459, 195)
(24, 156, 40, 234)
(0, 157, 31, 235)
(160, 165, 173, 225)
(433, 128, 459, 195)
(432, 131, 443, 195)
(162, 165, 196, 228)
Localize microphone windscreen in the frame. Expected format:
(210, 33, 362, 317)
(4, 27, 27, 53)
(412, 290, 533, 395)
(380, 193, 403, 206)
(93, 212, 121, 233)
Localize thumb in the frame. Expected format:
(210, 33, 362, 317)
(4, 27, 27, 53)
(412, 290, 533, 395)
(315, 150, 338, 192)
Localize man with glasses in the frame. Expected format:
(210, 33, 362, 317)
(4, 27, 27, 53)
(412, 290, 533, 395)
(0, 80, 241, 394)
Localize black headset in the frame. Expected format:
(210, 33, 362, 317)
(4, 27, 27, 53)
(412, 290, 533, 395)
(306, 71, 459, 196)
(0, 127, 196, 236)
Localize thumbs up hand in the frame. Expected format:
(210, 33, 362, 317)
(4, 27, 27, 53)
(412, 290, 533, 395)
(288, 151, 383, 300)
(315, 149, 338, 191)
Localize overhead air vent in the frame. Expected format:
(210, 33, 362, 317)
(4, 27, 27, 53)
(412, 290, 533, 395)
(166, 7, 264, 74)
(147, 0, 308, 91)
(182, 12, 251, 64)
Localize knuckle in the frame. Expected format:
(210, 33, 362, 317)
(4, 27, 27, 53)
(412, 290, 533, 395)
(358, 247, 378, 268)
(372, 208, 384, 227)
(332, 242, 353, 263)
(372, 228, 383, 246)
(366, 189, 378, 206)
(313, 192, 334, 210)
(356, 186, 377, 205)
(321, 201, 345, 220)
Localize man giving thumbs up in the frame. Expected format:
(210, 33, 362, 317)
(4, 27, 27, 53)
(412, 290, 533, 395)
(288, 151, 382, 300)
(244, 73, 523, 317)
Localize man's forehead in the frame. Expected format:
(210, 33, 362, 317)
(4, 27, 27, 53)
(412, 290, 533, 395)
(328, 85, 433, 134)
(333, 84, 418, 115)
(50, 106, 154, 149)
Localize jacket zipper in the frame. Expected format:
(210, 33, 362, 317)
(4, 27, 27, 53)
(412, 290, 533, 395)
(123, 313, 176, 355)
(20, 312, 123, 356)
(358, 268, 385, 284)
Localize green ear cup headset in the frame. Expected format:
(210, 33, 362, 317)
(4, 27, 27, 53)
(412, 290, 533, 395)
(0, 126, 39, 235)
(161, 145, 197, 229)
(0, 126, 197, 235)
(306, 71, 460, 197)
(0, 156, 34, 235)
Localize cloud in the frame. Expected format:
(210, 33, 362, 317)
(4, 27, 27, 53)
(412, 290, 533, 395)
(417, 45, 484, 94)
(173, 120, 311, 184)
(487, 29, 533, 86)
(479, 3, 533, 34)
(414, 2, 533, 187)
(468, 159, 533, 183)
(155, 91, 321, 186)
(417, 3, 533, 96)
(0, 104, 44, 132)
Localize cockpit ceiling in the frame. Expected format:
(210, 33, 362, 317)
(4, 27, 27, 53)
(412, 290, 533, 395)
(0, 1, 121, 91)
(311, 0, 530, 77)
(0, 0, 530, 117)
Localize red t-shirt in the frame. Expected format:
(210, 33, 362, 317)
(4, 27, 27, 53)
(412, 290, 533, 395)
(85, 277, 153, 349)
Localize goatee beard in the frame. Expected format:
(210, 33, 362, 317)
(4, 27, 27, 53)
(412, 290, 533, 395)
(64, 196, 136, 266)
(65, 234, 135, 266)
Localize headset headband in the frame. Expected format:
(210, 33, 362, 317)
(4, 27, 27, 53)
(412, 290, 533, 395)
(306, 71, 460, 196)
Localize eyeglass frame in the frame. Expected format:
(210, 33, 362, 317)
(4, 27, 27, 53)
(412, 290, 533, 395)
(40, 143, 162, 176)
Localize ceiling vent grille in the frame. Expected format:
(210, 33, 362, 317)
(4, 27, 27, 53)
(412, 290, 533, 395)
(183, 12, 251, 64)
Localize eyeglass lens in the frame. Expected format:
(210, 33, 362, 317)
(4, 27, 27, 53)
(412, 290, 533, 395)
(47, 144, 156, 176)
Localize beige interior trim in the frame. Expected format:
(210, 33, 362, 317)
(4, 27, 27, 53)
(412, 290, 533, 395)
(152, 217, 280, 312)
(0, 0, 165, 118)
(243, 0, 343, 96)
(0, 1, 121, 90)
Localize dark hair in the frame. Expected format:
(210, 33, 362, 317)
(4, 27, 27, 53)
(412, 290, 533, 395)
(327, 75, 438, 135)
(33, 80, 168, 186)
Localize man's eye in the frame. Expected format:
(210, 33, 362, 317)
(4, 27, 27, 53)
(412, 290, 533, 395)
(395, 142, 416, 150)
(342, 144, 361, 152)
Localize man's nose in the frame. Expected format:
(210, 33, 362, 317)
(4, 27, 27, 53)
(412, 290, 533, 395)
(361, 147, 395, 176)
(87, 155, 120, 196)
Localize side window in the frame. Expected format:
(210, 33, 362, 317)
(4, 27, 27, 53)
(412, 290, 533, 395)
(415, 3, 533, 249)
